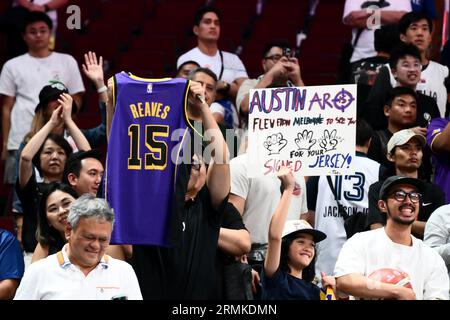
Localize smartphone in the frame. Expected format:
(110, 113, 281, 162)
(283, 47, 292, 58)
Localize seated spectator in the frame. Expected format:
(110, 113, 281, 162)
(261, 167, 335, 300)
(365, 43, 441, 130)
(12, 51, 107, 245)
(32, 182, 78, 263)
(14, 194, 142, 300)
(367, 129, 444, 238)
(370, 12, 449, 117)
(398, 12, 447, 114)
(427, 118, 450, 204)
(62, 149, 104, 197)
(62, 149, 126, 261)
(0, 11, 85, 187)
(16, 94, 90, 262)
(0, 228, 24, 300)
(228, 152, 308, 299)
(335, 176, 449, 300)
(367, 87, 433, 182)
(236, 42, 304, 129)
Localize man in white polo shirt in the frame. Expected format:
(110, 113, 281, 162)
(14, 194, 142, 300)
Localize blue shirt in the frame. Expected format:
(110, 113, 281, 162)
(261, 268, 320, 300)
(0, 229, 24, 281)
(411, 0, 437, 19)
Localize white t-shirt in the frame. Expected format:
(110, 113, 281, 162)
(177, 47, 248, 83)
(313, 154, 380, 276)
(230, 153, 308, 244)
(0, 52, 85, 150)
(343, 0, 411, 62)
(334, 228, 449, 300)
(14, 245, 143, 300)
(387, 62, 449, 117)
(424, 204, 450, 287)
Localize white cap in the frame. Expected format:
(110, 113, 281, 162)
(282, 220, 326, 242)
(386, 129, 426, 155)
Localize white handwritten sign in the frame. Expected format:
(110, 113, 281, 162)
(247, 84, 357, 177)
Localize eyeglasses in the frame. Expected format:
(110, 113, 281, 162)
(389, 190, 422, 203)
(264, 54, 283, 62)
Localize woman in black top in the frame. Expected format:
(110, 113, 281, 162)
(32, 182, 79, 262)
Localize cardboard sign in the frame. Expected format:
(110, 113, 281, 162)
(247, 84, 357, 177)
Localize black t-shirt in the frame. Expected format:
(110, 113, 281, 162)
(215, 202, 247, 299)
(364, 66, 442, 130)
(15, 173, 50, 253)
(132, 162, 228, 300)
(367, 128, 393, 168)
(367, 179, 445, 228)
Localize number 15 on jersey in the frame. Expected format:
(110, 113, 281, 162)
(128, 124, 169, 170)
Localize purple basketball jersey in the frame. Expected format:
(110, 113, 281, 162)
(104, 73, 192, 245)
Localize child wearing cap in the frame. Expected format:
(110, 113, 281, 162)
(261, 167, 336, 300)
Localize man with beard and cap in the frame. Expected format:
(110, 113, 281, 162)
(334, 176, 449, 300)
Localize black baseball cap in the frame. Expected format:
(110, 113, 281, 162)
(379, 175, 424, 200)
(35, 82, 77, 113)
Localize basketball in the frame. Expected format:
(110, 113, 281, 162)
(368, 268, 412, 288)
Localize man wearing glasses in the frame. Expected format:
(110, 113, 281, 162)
(236, 42, 304, 130)
(334, 175, 449, 300)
